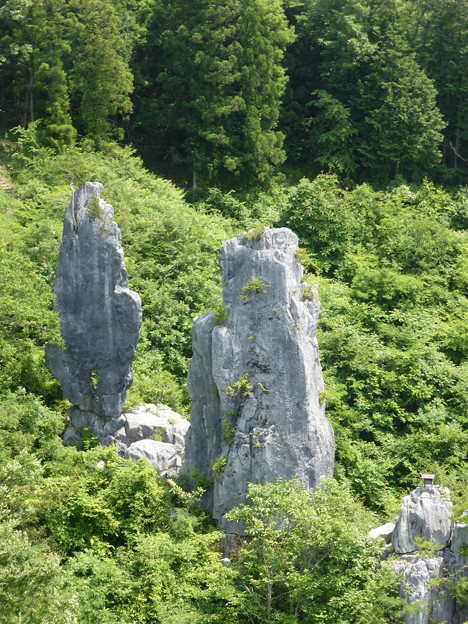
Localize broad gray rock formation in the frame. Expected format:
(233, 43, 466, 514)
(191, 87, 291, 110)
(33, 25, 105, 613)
(64, 403, 190, 477)
(395, 556, 453, 624)
(185, 227, 335, 530)
(393, 485, 453, 554)
(393, 484, 468, 624)
(47, 182, 142, 417)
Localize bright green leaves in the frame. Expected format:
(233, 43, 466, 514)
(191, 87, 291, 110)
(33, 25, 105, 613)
(0, 205, 62, 400)
(280, 174, 468, 507)
(226, 478, 402, 624)
(281, 175, 358, 274)
(0, 521, 78, 624)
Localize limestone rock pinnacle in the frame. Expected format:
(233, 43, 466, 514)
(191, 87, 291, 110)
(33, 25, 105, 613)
(47, 182, 142, 418)
(184, 227, 335, 530)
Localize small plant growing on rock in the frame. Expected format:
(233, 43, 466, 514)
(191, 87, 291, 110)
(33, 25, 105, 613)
(150, 428, 164, 442)
(240, 277, 270, 299)
(243, 226, 265, 241)
(302, 282, 318, 301)
(414, 537, 442, 557)
(214, 302, 229, 325)
(294, 247, 314, 270)
(222, 418, 235, 444)
(226, 373, 253, 397)
(90, 370, 101, 389)
(211, 455, 228, 476)
(87, 195, 104, 220)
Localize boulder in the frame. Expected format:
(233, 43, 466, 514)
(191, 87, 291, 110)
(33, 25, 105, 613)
(47, 182, 142, 418)
(393, 485, 453, 554)
(63, 403, 189, 476)
(123, 404, 189, 449)
(124, 439, 182, 477)
(184, 227, 335, 530)
(368, 521, 395, 543)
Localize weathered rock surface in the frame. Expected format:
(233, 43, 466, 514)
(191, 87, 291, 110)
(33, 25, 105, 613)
(124, 439, 183, 476)
(64, 403, 189, 477)
(47, 182, 142, 418)
(368, 521, 395, 543)
(395, 556, 453, 624)
(450, 516, 468, 624)
(392, 485, 468, 624)
(184, 227, 335, 530)
(393, 485, 452, 554)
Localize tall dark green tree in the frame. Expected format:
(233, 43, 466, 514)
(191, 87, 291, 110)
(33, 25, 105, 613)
(67, 0, 134, 142)
(406, 0, 468, 182)
(0, 0, 76, 145)
(280, 0, 446, 184)
(131, 0, 293, 186)
(0, 0, 136, 144)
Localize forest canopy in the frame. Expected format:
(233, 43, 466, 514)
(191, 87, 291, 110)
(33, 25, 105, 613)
(0, 0, 467, 186)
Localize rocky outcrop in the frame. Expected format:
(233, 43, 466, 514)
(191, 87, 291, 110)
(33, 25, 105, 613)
(46, 183, 189, 477)
(47, 182, 142, 418)
(64, 403, 189, 477)
(395, 556, 453, 624)
(393, 485, 453, 554)
(184, 227, 335, 530)
(368, 521, 396, 543)
(391, 484, 467, 624)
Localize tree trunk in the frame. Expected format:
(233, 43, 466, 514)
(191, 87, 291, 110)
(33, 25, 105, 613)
(29, 63, 35, 123)
(192, 159, 197, 189)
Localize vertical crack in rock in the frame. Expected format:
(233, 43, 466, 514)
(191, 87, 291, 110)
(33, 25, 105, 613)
(47, 182, 142, 419)
(184, 227, 335, 530)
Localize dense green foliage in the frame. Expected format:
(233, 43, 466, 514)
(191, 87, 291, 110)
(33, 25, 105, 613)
(227, 478, 402, 623)
(132, 0, 293, 186)
(1, 0, 467, 184)
(0, 134, 466, 620)
(280, 175, 468, 512)
(0, 0, 467, 619)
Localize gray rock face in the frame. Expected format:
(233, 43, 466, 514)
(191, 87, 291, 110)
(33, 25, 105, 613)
(47, 182, 142, 418)
(393, 485, 453, 554)
(185, 227, 335, 530)
(393, 485, 468, 624)
(124, 440, 183, 476)
(64, 403, 189, 477)
(395, 556, 453, 624)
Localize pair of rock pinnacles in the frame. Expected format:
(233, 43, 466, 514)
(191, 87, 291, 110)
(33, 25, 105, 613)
(48, 184, 467, 622)
(47, 182, 335, 529)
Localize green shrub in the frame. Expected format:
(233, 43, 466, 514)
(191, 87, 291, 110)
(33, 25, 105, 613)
(240, 277, 270, 299)
(226, 374, 253, 397)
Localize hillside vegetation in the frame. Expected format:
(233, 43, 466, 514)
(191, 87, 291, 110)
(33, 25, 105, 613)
(0, 134, 466, 621)
(0, 0, 467, 620)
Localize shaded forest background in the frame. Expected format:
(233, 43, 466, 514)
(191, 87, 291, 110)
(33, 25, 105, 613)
(1, 0, 467, 186)
(0, 0, 467, 622)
